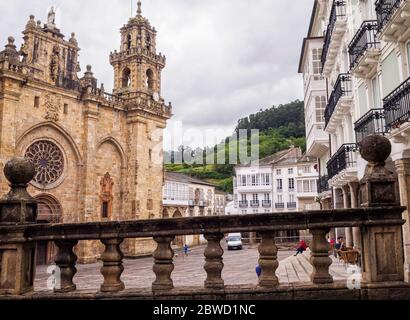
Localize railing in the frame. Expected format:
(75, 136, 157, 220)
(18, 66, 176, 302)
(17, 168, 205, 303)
(325, 74, 352, 128)
(383, 77, 410, 131)
(321, 0, 347, 70)
(376, 0, 402, 32)
(262, 200, 272, 208)
(275, 203, 285, 209)
(354, 108, 387, 143)
(250, 200, 260, 208)
(327, 143, 358, 180)
(0, 147, 407, 299)
(287, 202, 297, 209)
(318, 175, 330, 193)
(348, 20, 380, 70)
(239, 201, 248, 208)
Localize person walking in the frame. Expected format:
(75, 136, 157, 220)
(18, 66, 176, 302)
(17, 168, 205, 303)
(183, 244, 189, 256)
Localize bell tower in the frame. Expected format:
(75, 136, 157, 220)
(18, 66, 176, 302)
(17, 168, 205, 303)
(110, 1, 166, 97)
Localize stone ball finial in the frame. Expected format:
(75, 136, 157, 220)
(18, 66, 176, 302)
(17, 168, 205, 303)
(86, 64, 92, 72)
(4, 157, 35, 187)
(29, 14, 35, 20)
(8, 36, 15, 45)
(359, 134, 391, 164)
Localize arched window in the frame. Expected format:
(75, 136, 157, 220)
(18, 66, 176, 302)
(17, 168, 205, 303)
(146, 69, 154, 90)
(122, 68, 131, 88)
(126, 34, 132, 50)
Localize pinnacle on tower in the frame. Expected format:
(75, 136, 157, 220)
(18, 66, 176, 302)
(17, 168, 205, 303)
(137, 1, 142, 15)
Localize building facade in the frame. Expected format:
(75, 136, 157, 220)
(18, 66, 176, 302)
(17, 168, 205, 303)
(162, 171, 225, 247)
(0, 3, 172, 263)
(233, 147, 319, 215)
(299, 0, 410, 280)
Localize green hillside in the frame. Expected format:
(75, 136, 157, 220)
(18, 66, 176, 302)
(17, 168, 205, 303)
(165, 100, 306, 194)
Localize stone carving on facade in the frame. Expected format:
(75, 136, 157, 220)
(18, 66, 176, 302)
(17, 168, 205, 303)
(100, 172, 114, 218)
(43, 93, 62, 121)
(50, 45, 60, 82)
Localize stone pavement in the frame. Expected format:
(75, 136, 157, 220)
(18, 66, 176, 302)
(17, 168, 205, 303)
(34, 245, 352, 292)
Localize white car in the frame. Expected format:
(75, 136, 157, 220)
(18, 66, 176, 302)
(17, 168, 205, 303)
(227, 233, 243, 250)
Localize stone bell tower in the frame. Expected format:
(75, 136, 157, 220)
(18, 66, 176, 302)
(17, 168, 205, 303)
(110, 1, 166, 97)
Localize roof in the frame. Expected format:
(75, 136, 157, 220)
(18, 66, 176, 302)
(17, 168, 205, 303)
(297, 154, 318, 164)
(259, 148, 295, 165)
(165, 171, 216, 187)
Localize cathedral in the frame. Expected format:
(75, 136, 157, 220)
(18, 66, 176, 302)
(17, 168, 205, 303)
(0, 2, 172, 264)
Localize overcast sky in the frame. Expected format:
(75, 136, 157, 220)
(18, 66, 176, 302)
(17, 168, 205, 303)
(0, 0, 313, 149)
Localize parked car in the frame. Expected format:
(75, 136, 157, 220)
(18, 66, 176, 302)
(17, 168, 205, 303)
(227, 233, 243, 250)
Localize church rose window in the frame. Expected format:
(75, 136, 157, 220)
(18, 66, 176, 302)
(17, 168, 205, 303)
(25, 141, 64, 187)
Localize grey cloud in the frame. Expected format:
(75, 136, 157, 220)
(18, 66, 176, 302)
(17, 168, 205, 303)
(0, 0, 312, 146)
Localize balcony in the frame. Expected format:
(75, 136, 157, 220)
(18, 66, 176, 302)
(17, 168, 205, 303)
(306, 123, 330, 158)
(376, 0, 410, 43)
(287, 202, 297, 209)
(318, 175, 331, 194)
(239, 201, 248, 208)
(262, 200, 272, 208)
(383, 77, 410, 135)
(250, 200, 260, 208)
(275, 203, 285, 209)
(199, 200, 208, 207)
(324, 74, 353, 133)
(327, 143, 358, 185)
(321, 0, 347, 77)
(348, 21, 380, 78)
(354, 108, 387, 144)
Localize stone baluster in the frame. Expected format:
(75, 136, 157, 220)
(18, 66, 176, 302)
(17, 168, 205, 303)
(258, 232, 279, 288)
(204, 233, 224, 289)
(359, 135, 404, 283)
(152, 236, 175, 291)
(100, 238, 125, 293)
(310, 228, 333, 284)
(54, 240, 78, 293)
(0, 157, 37, 295)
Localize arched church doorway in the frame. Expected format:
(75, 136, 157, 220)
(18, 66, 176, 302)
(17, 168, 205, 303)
(172, 210, 184, 247)
(35, 194, 62, 265)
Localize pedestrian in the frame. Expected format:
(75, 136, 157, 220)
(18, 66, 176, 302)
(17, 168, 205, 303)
(255, 264, 261, 278)
(334, 237, 345, 258)
(183, 244, 189, 256)
(294, 239, 308, 256)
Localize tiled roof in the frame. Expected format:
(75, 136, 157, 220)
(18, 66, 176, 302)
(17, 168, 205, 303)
(165, 171, 216, 187)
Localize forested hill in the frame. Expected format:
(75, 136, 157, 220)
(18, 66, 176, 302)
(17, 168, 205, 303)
(235, 100, 305, 138)
(165, 100, 306, 194)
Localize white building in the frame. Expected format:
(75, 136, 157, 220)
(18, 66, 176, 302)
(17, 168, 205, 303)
(162, 172, 225, 247)
(233, 147, 319, 215)
(299, 0, 410, 279)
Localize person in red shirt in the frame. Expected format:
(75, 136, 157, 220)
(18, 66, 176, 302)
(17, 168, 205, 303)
(294, 239, 308, 256)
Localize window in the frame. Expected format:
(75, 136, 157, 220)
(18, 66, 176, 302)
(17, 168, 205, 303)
(252, 194, 258, 201)
(315, 96, 326, 123)
(303, 180, 310, 193)
(277, 179, 283, 190)
(265, 174, 270, 185)
(253, 210, 258, 214)
(122, 68, 131, 88)
(242, 175, 247, 186)
(276, 169, 282, 175)
(146, 69, 154, 90)
(288, 168, 294, 175)
(101, 202, 109, 218)
(277, 194, 283, 203)
(312, 48, 323, 75)
(126, 34, 132, 49)
(252, 174, 258, 186)
(303, 166, 311, 173)
(371, 76, 381, 108)
(289, 194, 295, 203)
(264, 193, 270, 201)
(63, 103, 68, 114)
(241, 210, 247, 214)
(289, 178, 295, 190)
(34, 96, 40, 108)
(241, 194, 247, 201)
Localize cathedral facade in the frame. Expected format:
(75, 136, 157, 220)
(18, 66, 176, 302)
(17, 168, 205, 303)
(0, 2, 172, 263)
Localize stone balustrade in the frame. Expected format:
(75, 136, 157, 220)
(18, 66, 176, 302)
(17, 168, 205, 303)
(1, 135, 410, 299)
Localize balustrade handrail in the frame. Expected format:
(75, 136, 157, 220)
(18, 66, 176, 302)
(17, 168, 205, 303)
(354, 108, 387, 143)
(375, 0, 402, 32)
(0, 207, 405, 244)
(327, 143, 358, 180)
(348, 20, 380, 70)
(325, 73, 352, 128)
(383, 76, 410, 130)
